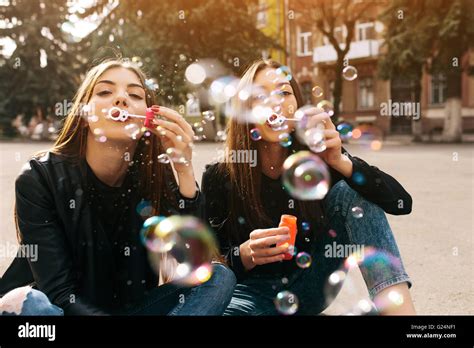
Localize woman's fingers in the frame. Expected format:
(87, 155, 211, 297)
(249, 234, 290, 249)
(307, 112, 335, 130)
(154, 106, 194, 138)
(251, 243, 289, 257)
(249, 227, 289, 240)
(252, 254, 285, 266)
(148, 125, 183, 149)
(324, 129, 340, 140)
(153, 119, 192, 144)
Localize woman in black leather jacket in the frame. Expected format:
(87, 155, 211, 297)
(0, 59, 236, 315)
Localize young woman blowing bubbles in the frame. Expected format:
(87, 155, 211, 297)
(0, 59, 235, 316)
(202, 60, 416, 315)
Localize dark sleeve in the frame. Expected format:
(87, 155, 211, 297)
(15, 162, 107, 315)
(329, 148, 412, 215)
(161, 166, 202, 217)
(201, 164, 245, 280)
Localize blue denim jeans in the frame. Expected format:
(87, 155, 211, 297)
(224, 180, 412, 316)
(1, 263, 236, 316)
(0, 287, 64, 316)
(120, 263, 236, 315)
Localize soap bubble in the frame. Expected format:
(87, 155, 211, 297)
(140, 216, 169, 252)
(278, 132, 292, 147)
(215, 130, 227, 142)
(282, 151, 330, 200)
(323, 247, 404, 315)
(93, 128, 107, 143)
(124, 123, 141, 139)
(250, 128, 262, 141)
(336, 122, 353, 141)
(202, 110, 215, 121)
(305, 127, 326, 153)
(342, 66, 358, 81)
(146, 216, 219, 286)
(275, 65, 292, 81)
(210, 76, 239, 104)
(136, 200, 154, 219)
(351, 206, 364, 219)
(131, 56, 143, 67)
(274, 291, 299, 315)
(296, 252, 312, 269)
(294, 105, 327, 153)
(312, 86, 323, 98)
(157, 154, 170, 164)
(316, 100, 334, 116)
(145, 78, 159, 91)
(193, 122, 204, 133)
(185, 63, 206, 84)
(166, 148, 188, 164)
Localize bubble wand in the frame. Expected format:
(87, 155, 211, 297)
(106, 106, 158, 128)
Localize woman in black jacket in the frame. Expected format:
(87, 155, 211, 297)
(0, 59, 235, 315)
(202, 60, 415, 315)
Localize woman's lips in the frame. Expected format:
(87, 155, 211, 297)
(266, 113, 287, 130)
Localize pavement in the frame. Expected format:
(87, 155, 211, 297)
(0, 139, 473, 314)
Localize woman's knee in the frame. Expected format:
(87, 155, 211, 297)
(211, 263, 237, 290)
(326, 180, 385, 219)
(0, 286, 63, 316)
(0, 286, 32, 315)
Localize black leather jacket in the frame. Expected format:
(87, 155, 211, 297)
(0, 152, 201, 315)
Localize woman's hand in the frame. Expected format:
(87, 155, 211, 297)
(147, 106, 195, 171)
(147, 106, 197, 198)
(304, 108, 353, 178)
(240, 227, 290, 271)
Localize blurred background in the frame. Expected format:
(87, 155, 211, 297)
(0, 0, 473, 314)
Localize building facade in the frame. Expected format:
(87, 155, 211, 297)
(283, 0, 474, 136)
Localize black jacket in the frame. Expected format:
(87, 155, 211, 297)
(0, 152, 201, 315)
(202, 149, 413, 281)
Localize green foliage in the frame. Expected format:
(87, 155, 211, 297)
(0, 0, 85, 124)
(378, 0, 474, 82)
(80, 0, 280, 105)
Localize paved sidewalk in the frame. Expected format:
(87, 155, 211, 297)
(1, 140, 473, 314)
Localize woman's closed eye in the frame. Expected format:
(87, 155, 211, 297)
(128, 93, 143, 100)
(96, 90, 143, 100)
(273, 90, 292, 97)
(97, 90, 112, 96)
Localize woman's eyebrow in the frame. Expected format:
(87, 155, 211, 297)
(96, 80, 144, 89)
(276, 82, 291, 88)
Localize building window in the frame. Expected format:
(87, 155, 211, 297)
(356, 22, 375, 41)
(430, 73, 447, 105)
(358, 77, 375, 109)
(301, 81, 313, 105)
(297, 30, 312, 56)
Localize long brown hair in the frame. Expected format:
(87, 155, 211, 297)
(15, 58, 175, 240)
(220, 59, 325, 240)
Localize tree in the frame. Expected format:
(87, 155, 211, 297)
(80, 0, 280, 106)
(294, 0, 372, 121)
(378, 0, 436, 141)
(0, 0, 86, 129)
(379, 0, 474, 142)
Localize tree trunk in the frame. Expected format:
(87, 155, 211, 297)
(442, 98, 463, 142)
(441, 70, 463, 142)
(412, 72, 423, 142)
(332, 56, 344, 123)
